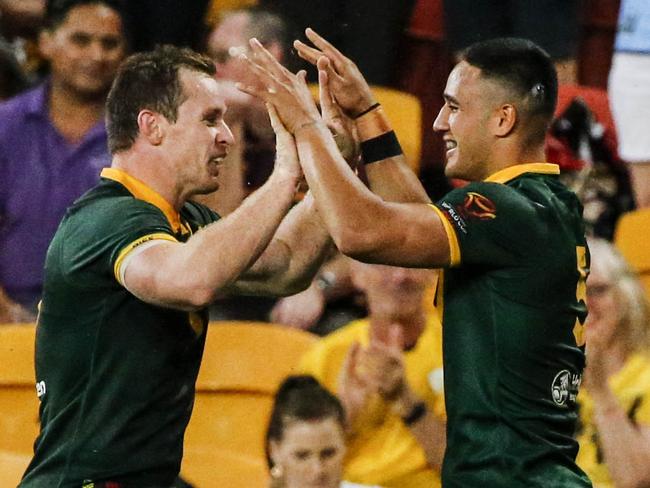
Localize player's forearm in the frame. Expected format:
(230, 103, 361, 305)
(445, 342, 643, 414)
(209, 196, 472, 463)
(356, 105, 430, 204)
(233, 194, 333, 295)
(591, 388, 650, 488)
(365, 158, 431, 204)
(136, 170, 299, 309)
(294, 123, 391, 256)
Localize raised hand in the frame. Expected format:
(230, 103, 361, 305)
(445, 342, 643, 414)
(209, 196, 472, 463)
(294, 28, 376, 118)
(266, 103, 302, 182)
(338, 341, 372, 428)
(359, 324, 407, 402)
(318, 58, 359, 166)
(237, 38, 321, 134)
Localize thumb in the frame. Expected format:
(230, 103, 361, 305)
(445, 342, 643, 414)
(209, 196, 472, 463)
(387, 324, 404, 353)
(266, 103, 288, 135)
(317, 57, 338, 121)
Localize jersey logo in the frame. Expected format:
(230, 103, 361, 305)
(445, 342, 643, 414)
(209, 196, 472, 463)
(35, 380, 46, 399)
(551, 369, 581, 406)
(462, 192, 496, 219)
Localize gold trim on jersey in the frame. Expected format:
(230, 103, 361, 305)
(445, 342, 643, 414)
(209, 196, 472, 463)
(101, 167, 189, 234)
(434, 270, 444, 327)
(429, 204, 461, 266)
(484, 163, 560, 184)
(113, 232, 178, 285)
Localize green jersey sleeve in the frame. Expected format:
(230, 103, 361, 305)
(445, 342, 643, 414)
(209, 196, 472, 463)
(57, 197, 176, 288)
(435, 182, 542, 267)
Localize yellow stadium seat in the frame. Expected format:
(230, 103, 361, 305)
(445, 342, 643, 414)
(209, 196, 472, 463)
(0, 321, 316, 487)
(614, 208, 650, 301)
(0, 323, 39, 486)
(181, 321, 317, 487)
(309, 84, 423, 173)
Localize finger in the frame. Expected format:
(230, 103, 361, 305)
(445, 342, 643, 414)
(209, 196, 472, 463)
(266, 103, 288, 135)
(387, 324, 405, 352)
(293, 39, 324, 66)
(239, 52, 283, 93)
(236, 81, 271, 102)
(342, 342, 362, 379)
(248, 37, 293, 81)
(305, 27, 349, 71)
(318, 58, 337, 121)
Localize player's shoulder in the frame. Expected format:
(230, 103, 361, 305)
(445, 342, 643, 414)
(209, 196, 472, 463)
(441, 181, 535, 218)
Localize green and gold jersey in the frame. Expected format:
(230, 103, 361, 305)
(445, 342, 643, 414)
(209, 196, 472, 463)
(433, 164, 591, 488)
(20, 169, 219, 488)
(576, 353, 650, 487)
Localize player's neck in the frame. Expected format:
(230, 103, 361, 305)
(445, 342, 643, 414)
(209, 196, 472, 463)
(111, 152, 184, 211)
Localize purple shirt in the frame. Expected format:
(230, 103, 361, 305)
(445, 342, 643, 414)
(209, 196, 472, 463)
(0, 82, 111, 309)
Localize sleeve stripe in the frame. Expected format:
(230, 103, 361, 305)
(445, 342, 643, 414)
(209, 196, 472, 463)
(429, 204, 461, 267)
(113, 233, 178, 285)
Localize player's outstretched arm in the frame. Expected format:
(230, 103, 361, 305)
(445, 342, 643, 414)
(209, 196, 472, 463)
(295, 28, 430, 205)
(119, 128, 302, 311)
(239, 38, 450, 268)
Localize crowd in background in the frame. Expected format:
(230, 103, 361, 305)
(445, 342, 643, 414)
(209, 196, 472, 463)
(1, 0, 649, 487)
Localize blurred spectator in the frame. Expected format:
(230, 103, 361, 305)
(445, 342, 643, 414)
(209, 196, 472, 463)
(266, 374, 347, 488)
(204, 6, 292, 209)
(300, 263, 446, 487)
(0, 0, 46, 80)
(443, 0, 581, 84)
(0, 37, 29, 99)
(576, 237, 650, 487)
(259, 0, 416, 87)
(203, 7, 299, 321)
(546, 85, 635, 240)
(608, 0, 650, 208)
(0, 0, 127, 321)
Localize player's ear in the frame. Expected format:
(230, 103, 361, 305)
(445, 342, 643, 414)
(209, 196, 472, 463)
(492, 103, 516, 137)
(137, 110, 164, 146)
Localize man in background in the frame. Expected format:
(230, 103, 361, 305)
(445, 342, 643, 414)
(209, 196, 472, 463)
(0, 0, 127, 321)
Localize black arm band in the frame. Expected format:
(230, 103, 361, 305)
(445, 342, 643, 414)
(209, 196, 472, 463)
(353, 102, 381, 119)
(360, 131, 403, 165)
(401, 401, 427, 426)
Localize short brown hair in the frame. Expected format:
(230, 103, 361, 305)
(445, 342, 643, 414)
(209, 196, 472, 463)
(106, 44, 215, 154)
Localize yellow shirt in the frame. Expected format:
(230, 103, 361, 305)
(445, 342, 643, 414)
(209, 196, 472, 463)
(576, 353, 650, 487)
(300, 315, 445, 488)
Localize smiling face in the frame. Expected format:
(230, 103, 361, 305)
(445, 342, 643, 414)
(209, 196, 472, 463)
(161, 69, 234, 196)
(270, 417, 346, 488)
(433, 61, 501, 181)
(40, 3, 126, 99)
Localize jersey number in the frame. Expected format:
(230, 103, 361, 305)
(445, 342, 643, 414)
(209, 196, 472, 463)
(573, 246, 588, 346)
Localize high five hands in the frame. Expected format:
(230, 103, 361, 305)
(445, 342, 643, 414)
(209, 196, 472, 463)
(293, 28, 377, 119)
(237, 30, 364, 164)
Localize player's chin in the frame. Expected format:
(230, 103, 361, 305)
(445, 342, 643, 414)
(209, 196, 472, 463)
(195, 180, 220, 195)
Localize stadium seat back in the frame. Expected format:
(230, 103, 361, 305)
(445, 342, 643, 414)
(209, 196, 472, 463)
(614, 208, 650, 301)
(181, 321, 317, 487)
(0, 324, 39, 485)
(309, 83, 423, 172)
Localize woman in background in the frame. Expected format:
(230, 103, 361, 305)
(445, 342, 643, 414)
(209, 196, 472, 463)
(266, 375, 347, 488)
(576, 238, 650, 487)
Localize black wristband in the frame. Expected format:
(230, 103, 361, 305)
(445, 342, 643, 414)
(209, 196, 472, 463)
(401, 401, 427, 426)
(353, 102, 381, 119)
(360, 131, 403, 165)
